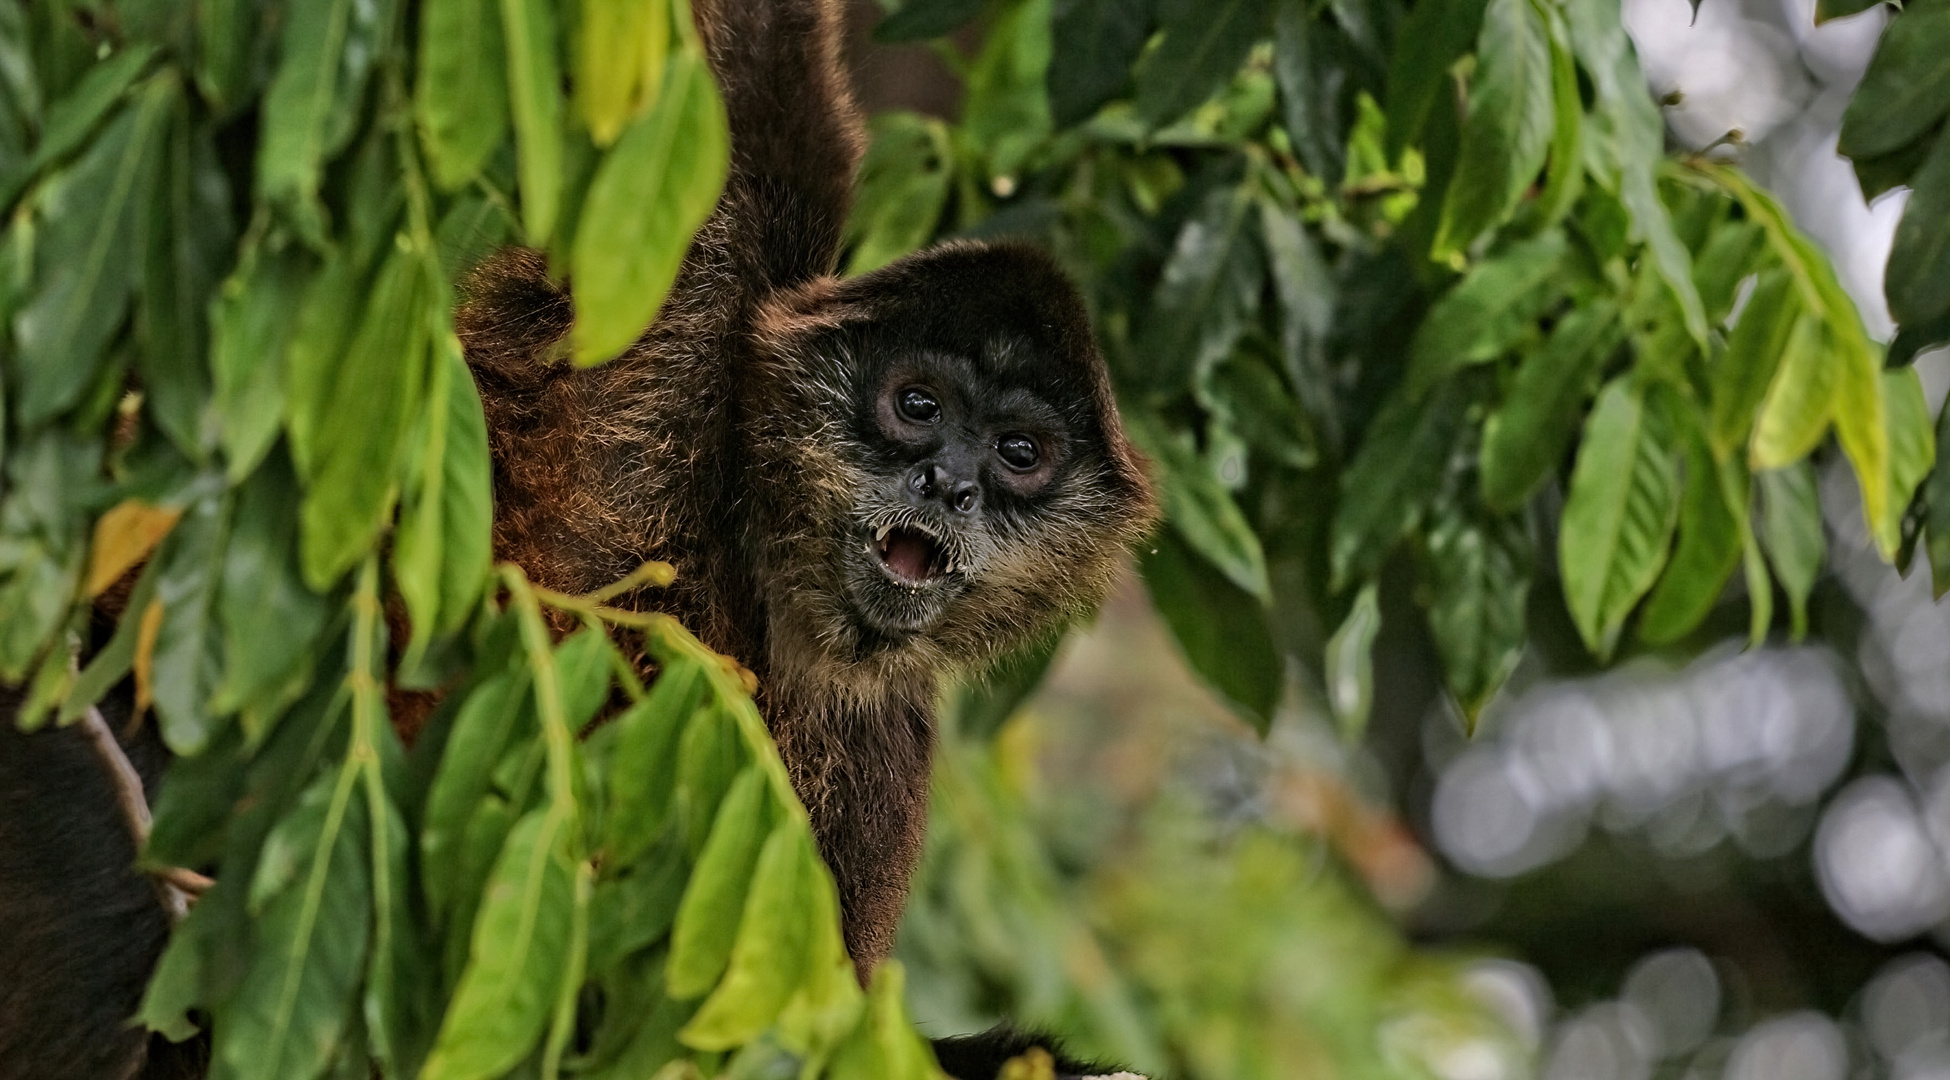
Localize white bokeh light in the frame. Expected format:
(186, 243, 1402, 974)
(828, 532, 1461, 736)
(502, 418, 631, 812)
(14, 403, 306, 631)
(1814, 778, 1950, 942)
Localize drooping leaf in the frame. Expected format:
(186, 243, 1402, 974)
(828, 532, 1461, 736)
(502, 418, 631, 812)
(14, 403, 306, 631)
(570, 48, 729, 365)
(1431, 0, 1555, 259)
(255, 0, 395, 240)
(211, 244, 311, 482)
(213, 768, 371, 1080)
(1419, 510, 1531, 726)
(1558, 378, 1680, 660)
(1756, 462, 1824, 642)
(1851, 126, 1936, 202)
(299, 245, 434, 591)
(1384, 0, 1488, 159)
(1330, 380, 1467, 589)
(1816, 0, 1883, 22)
(423, 670, 531, 924)
(420, 809, 576, 1080)
(1885, 122, 1950, 326)
(500, 0, 567, 244)
(0, 41, 155, 207)
(577, 0, 670, 146)
(214, 449, 331, 743)
(606, 659, 707, 869)
(416, 0, 509, 188)
(1406, 229, 1569, 395)
(1709, 268, 1798, 458)
(845, 113, 952, 276)
(150, 490, 228, 756)
(395, 332, 494, 662)
(1271, 3, 1347, 184)
(13, 82, 167, 423)
(1140, 525, 1281, 733)
(1479, 299, 1621, 509)
(1838, 6, 1950, 161)
(666, 766, 772, 999)
(1136, 184, 1263, 395)
(1133, 0, 1271, 128)
(679, 824, 818, 1049)
(1639, 420, 1742, 645)
(1124, 412, 1270, 601)
(138, 92, 233, 458)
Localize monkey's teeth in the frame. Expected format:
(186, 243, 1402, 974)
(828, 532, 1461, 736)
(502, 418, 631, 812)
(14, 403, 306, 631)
(875, 524, 892, 543)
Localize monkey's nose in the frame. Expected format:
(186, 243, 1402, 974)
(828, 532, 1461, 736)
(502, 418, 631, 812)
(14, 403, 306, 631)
(909, 464, 981, 514)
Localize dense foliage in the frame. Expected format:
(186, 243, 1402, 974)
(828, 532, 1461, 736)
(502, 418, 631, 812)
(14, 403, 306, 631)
(1, 0, 1945, 1077)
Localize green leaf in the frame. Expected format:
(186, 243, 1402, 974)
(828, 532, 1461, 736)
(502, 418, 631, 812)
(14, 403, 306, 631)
(213, 768, 371, 1080)
(255, 0, 395, 240)
(679, 824, 818, 1049)
(1271, 3, 1345, 183)
(1639, 421, 1742, 645)
(1534, 4, 1584, 228)
(1136, 185, 1262, 395)
(587, 840, 688, 968)
(1709, 268, 1797, 457)
(500, 0, 567, 244)
(605, 658, 706, 869)
(1852, 127, 1936, 202)
(423, 670, 531, 923)
(13, 81, 167, 423)
(1756, 462, 1824, 641)
(577, 0, 671, 146)
(1407, 229, 1569, 395)
(1419, 511, 1530, 726)
(420, 809, 576, 1080)
(1882, 366, 1936, 555)
(415, 0, 509, 189)
(395, 333, 493, 661)
(211, 245, 311, 482)
(1140, 526, 1281, 733)
(1431, 0, 1555, 259)
(1691, 219, 1768, 327)
(1749, 313, 1832, 468)
(1049, 0, 1153, 127)
(667, 765, 772, 999)
(1384, 0, 1487, 159)
(1480, 299, 1622, 510)
(1330, 381, 1467, 589)
(844, 113, 952, 276)
(874, 0, 985, 42)
(945, 633, 1062, 741)
(1124, 412, 1270, 601)
(1886, 122, 1950, 326)
(138, 92, 232, 459)
(1558, 378, 1681, 660)
(675, 702, 744, 858)
(150, 490, 228, 756)
(1199, 348, 1316, 469)
(1324, 583, 1380, 741)
(570, 48, 729, 365)
(0, 41, 155, 206)
(213, 449, 330, 743)
(365, 781, 433, 1080)
(1839, 7, 1950, 161)
(826, 964, 937, 1080)
(299, 245, 434, 591)
(1133, 0, 1271, 127)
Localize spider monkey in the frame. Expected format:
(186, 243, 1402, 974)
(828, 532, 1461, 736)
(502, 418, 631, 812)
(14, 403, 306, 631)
(463, 0, 1153, 1004)
(0, 0, 1153, 1075)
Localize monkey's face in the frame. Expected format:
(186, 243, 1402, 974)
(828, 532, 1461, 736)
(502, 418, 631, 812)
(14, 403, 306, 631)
(751, 241, 1157, 679)
(839, 347, 1073, 638)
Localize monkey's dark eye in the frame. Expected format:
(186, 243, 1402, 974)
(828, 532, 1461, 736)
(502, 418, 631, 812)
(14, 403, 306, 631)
(996, 434, 1040, 471)
(896, 388, 941, 423)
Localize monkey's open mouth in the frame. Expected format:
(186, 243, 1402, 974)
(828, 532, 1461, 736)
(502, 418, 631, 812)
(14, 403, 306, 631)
(872, 523, 951, 584)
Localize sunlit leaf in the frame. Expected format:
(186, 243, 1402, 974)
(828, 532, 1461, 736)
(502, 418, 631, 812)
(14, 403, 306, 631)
(1324, 583, 1380, 741)
(1756, 462, 1824, 642)
(500, 0, 567, 244)
(578, 0, 670, 146)
(679, 824, 817, 1049)
(667, 766, 772, 999)
(571, 48, 729, 365)
(1639, 421, 1742, 645)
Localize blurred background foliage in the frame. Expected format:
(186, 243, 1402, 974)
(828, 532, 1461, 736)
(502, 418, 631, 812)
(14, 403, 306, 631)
(4, 0, 1950, 1076)
(844, 0, 1950, 1078)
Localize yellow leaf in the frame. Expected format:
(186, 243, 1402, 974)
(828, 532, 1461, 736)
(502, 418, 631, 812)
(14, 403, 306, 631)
(86, 500, 181, 597)
(133, 598, 164, 713)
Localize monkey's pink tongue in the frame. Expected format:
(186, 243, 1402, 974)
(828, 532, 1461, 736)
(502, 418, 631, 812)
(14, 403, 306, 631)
(881, 529, 937, 582)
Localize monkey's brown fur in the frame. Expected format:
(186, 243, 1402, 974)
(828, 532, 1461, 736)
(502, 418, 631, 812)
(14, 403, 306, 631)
(457, 0, 1155, 970)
